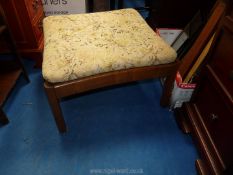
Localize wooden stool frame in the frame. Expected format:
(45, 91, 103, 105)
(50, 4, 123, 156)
(44, 60, 179, 133)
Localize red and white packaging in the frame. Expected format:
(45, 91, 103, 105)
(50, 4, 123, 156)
(170, 72, 196, 108)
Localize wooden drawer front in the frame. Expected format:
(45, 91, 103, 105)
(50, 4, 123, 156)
(25, 0, 43, 20)
(195, 76, 233, 166)
(208, 16, 233, 98)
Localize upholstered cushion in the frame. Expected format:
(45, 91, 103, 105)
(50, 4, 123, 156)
(42, 9, 177, 83)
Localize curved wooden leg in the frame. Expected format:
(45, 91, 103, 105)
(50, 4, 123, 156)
(44, 83, 67, 133)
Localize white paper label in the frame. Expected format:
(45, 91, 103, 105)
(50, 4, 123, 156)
(42, 0, 86, 16)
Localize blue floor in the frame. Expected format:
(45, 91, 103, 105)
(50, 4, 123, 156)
(0, 59, 199, 175)
(0, 1, 199, 174)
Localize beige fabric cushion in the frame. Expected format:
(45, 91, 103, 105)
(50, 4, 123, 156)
(42, 9, 177, 83)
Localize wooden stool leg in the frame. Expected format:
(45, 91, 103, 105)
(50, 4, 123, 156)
(160, 62, 180, 107)
(44, 83, 67, 133)
(160, 73, 176, 107)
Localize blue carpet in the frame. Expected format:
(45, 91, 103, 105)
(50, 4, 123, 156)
(0, 1, 198, 174)
(0, 59, 198, 175)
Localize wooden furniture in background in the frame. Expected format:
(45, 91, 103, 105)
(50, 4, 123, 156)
(0, 0, 44, 67)
(176, 2, 233, 174)
(179, 0, 226, 78)
(146, 0, 217, 29)
(0, 4, 30, 125)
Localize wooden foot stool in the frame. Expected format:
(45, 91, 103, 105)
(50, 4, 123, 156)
(42, 9, 179, 133)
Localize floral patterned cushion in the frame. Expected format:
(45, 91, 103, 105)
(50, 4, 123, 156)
(42, 9, 177, 83)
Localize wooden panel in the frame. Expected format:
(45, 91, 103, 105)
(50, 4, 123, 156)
(0, 0, 27, 44)
(195, 75, 233, 168)
(178, 1, 226, 78)
(175, 7, 233, 174)
(184, 102, 224, 174)
(32, 10, 44, 43)
(25, 0, 43, 21)
(0, 0, 44, 65)
(208, 16, 233, 98)
(49, 61, 179, 99)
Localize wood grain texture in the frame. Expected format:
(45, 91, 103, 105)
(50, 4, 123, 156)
(179, 0, 226, 79)
(44, 83, 67, 133)
(0, 6, 30, 126)
(178, 9, 233, 174)
(44, 61, 180, 133)
(0, 0, 44, 66)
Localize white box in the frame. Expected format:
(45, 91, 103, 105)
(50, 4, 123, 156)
(157, 28, 183, 46)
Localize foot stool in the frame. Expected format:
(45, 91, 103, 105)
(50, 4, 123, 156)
(42, 9, 179, 133)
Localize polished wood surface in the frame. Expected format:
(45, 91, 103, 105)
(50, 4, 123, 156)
(45, 61, 180, 133)
(44, 83, 67, 133)
(179, 0, 226, 78)
(176, 5, 233, 174)
(0, 0, 44, 67)
(0, 5, 30, 124)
